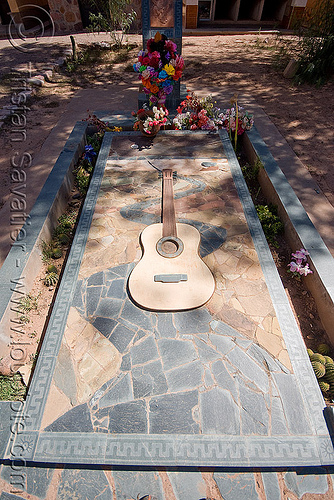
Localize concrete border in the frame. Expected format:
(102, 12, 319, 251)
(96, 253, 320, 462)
(243, 127, 334, 344)
(0, 120, 88, 354)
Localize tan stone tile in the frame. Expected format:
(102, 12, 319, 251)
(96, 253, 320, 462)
(230, 297, 246, 313)
(238, 293, 274, 317)
(255, 327, 283, 358)
(278, 349, 292, 372)
(77, 352, 103, 382)
(245, 262, 263, 280)
(40, 381, 72, 430)
(88, 336, 121, 371)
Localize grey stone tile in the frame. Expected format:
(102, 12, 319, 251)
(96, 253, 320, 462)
(53, 343, 77, 405)
(98, 373, 133, 408)
(107, 279, 127, 300)
(284, 470, 329, 497)
(88, 271, 104, 286)
(212, 359, 238, 400)
(204, 368, 215, 388)
(213, 472, 259, 500)
(112, 470, 164, 500)
(86, 285, 102, 316)
(156, 313, 177, 338)
(109, 322, 137, 353)
(227, 346, 269, 393)
(261, 473, 281, 500)
(93, 316, 117, 338)
(121, 300, 153, 330)
(0, 493, 26, 500)
(0, 403, 12, 459)
(239, 384, 269, 436)
(201, 387, 240, 434)
(273, 373, 312, 435)
(165, 360, 204, 392)
(193, 336, 221, 362)
(95, 297, 123, 318)
(149, 391, 199, 434)
(132, 360, 168, 399)
(174, 307, 211, 334)
(130, 335, 159, 366)
(107, 400, 147, 433)
(209, 333, 236, 355)
(120, 353, 131, 371)
(211, 320, 243, 338)
(57, 467, 113, 500)
(168, 471, 207, 500)
(45, 403, 93, 432)
(133, 329, 148, 344)
(72, 279, 83, 309)
(1, 463, 53, 499)
(158, 338, 198, 370)
(107, 278, 127, 299)
(247, 343, 285, 373)
(271, 397, 289, 435)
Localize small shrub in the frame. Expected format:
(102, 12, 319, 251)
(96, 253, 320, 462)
(0, 373, 26, 401)
(44, 272, 59, 287)
(255, 204, 284, 247)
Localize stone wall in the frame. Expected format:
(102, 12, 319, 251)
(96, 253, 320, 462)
(48, 0, 83, 32)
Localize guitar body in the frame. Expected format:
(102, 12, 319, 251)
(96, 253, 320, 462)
(128, 222, 215, 311)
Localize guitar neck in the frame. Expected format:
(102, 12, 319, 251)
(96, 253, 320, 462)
(162, 169, 177, 238)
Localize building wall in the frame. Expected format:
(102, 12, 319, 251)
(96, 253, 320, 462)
(48, 0, 83, 32)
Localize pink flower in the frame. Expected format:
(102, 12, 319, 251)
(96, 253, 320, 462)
(292, 249, 309, 261)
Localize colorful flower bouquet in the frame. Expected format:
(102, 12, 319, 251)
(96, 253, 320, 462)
(219, 95, 254, 150)
(288, 248, 313, 277)
(173, 92, 218, 131)
(132, 105, 170, 135)
(133, 32, 184, 106)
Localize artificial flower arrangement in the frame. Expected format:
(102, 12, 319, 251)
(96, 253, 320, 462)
(132, 105, 170, 135)
(133, 32, 184, 106)
(173, 92, 219, 131)
(288, 248, 313, 277)
(220, 94, 254, 150)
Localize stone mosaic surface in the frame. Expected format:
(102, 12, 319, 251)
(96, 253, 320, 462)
(1, 463, 334, 499)
(8, 131, 331, 471)
(44, 263, 308, 439)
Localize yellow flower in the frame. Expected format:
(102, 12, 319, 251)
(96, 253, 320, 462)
(164, 63, 175, 76)
(112, 126, 123, 132)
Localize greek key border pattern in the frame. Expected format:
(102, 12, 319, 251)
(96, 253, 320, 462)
(23, 133, 114, 431)
(19, 432, 331, 467)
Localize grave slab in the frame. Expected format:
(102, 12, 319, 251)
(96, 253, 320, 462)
(4, 129, 333, 470)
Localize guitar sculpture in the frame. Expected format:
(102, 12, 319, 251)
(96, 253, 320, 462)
(128, 169, 215, 311)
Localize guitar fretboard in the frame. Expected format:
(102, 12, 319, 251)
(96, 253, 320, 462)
(162, 169, 177, 238)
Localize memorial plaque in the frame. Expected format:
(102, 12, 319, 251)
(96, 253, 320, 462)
(150, 0, 174, 27)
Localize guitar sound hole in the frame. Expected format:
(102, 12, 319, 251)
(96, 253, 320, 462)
(156, 236, 184, 258)
(162, 240, 179, 254)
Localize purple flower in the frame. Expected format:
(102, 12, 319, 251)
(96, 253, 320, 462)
(84, 145, 96, 162)
(292, 249, 309, 261)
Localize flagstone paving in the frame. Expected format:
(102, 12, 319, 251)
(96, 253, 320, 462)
(1, 129, 334, 498)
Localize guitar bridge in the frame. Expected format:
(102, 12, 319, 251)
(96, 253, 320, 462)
(154, 274, 188, 283)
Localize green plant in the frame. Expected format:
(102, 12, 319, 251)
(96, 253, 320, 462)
(41, 240, 54, 262)
(255, 204, 284, 247)
(52, 247, 62, 259)
(0, 373, 26, 401)
(317, 343, 330, 355)
(44, 272, 59, 287)
(295, 0, 334, 85)
(311, 360, 326, 378)
(84, 0, 137, 48)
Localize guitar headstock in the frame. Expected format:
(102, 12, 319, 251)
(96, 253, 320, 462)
(158, 169, 177, 179)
